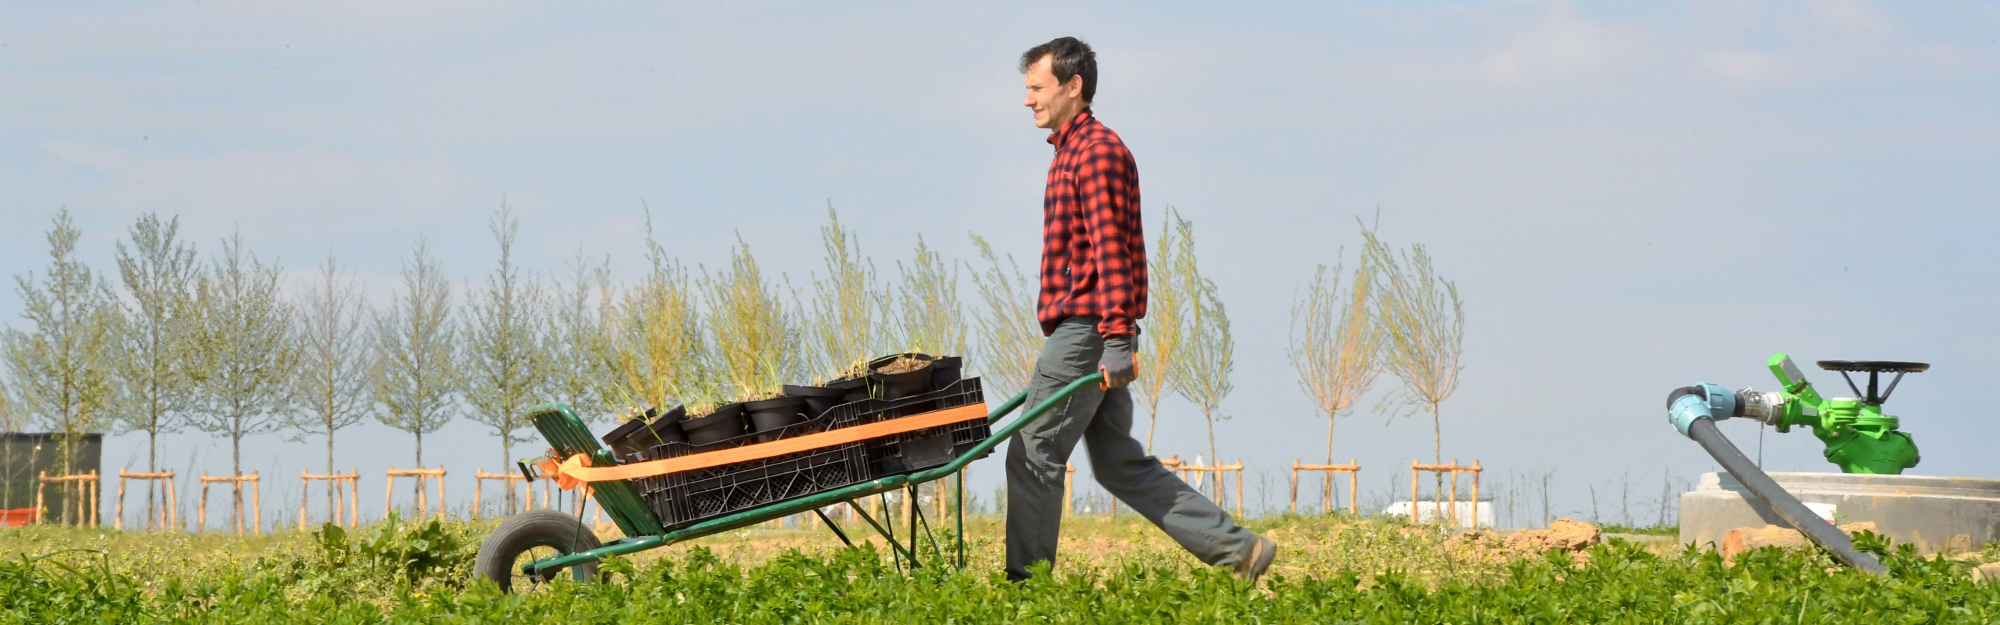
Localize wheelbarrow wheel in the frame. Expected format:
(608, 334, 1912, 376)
(474, 509, 603, 592)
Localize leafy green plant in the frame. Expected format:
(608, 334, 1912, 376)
(966, 233, 1040, 399)
(807, 205, 889, 382)
(612, 210, 707, 412)
(703, 235, 796, 401)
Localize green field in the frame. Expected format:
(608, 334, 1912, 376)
(3, 513, 1997, 623)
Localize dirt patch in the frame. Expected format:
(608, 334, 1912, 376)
(877, 355, 932, 374)
(1442, 519, 1602, 566)
(1721, 522, 1875, 562)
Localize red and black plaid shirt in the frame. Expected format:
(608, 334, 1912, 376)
(1039, 108, 1147, 338)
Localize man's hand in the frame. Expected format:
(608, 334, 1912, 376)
(1099, 336, 1137, 389)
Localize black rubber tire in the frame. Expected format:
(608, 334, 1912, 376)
(473, 510, 603, 592)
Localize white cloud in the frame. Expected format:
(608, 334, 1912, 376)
(1479, 1, 1619, 83)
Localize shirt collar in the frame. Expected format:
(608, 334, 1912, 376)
(1045, 107, 1094, 149)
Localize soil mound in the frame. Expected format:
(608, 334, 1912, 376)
(1721, 522, 1875, 562)
(1445, 518, 1602, 565)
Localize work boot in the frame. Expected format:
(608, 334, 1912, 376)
(1234, 535, 1277, 582)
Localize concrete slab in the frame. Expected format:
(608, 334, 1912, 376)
(1680, 472, 2000, 554)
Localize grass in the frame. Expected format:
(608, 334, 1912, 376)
(3, 513, 1996, 622)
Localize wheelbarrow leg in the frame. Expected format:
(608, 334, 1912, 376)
(956, 469, 966, 569)
(813, 507, 853, 547)
(851, 500, 913, 570)
(910, 484, 943, 567)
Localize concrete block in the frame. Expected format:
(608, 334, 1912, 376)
(1680, 472, 2000, 554)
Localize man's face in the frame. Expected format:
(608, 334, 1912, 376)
(1023, 55, 1084, 130)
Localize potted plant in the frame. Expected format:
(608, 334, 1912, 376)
(782, 383, 846, 419)
(868, 352, 936, 400)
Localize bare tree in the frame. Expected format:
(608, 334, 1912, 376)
(808, 205, 888, 380)
(1134, 208, 1193, 454)
(1288, 256, 1382, 471)
(112, 212, 201, 528)
(547, 246, 616, 421)
(1170, 219, 1233, 502)
(613, 212, 706, 411)
(5, 209, 121, 490)
(704, 235, 795, 401)
(966, 233, 1040, 399)
(893, 235, 964, 358)
(463, 204, 551, 512)
(186, 231, 298, 534)
(287, 252, 371, 519)
(372, 238, 457, 476)
(1361, 222, 1464, 505)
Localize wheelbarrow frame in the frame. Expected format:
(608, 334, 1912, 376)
(516, 372, 1103, 579)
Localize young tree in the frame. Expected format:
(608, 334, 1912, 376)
(287, 252, 371, 516)
(1169, 220, 1233, 503)
(186, 231, 299, 534)
(1361, 223, 1465, 505)
(1176, 280, 1233, 501)
(704, 235, 795, 401)
(463, 205, 550, 512)
(372, 238, 458, 475)
(966, 233, 1040, 400)
(111, 212, 201, 528)
(4, 209, 120, 485)
(893, 235, 964, 358)
(613, 213, 706, 411)
(808, 205, 887, 380)
(1133, 208, 1193, 454)
(546, 246, 616, 421)
(1288, 256, 1382, 492)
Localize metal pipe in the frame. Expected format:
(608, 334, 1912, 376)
(1684, 418, 1884, 575)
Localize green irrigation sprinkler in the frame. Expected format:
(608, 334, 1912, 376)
(1662, 352, 1920, 574)
(1737, 353, 1923, 475)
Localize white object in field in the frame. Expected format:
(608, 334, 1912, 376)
(1804, 501, 1838, 522)
(1384, 500, 1495, 528)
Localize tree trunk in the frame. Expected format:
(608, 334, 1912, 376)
(232, 421, 244, 535)
(1325, 413, 1335, 466)
(501, 436, 514, 514)
(414, 428, 425, 504)
(147, 429, 158, 530)
(326, 428, 335, 522)
(1145, 401, 1160, 456)
(1204, 409, 1219, 505)
(1431, 400, 1443, 524)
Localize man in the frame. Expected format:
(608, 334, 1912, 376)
(1006, 36, 1277, 582)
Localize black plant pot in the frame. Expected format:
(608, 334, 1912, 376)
(682, 403, 747, 446)
(782, 384, 845, 419)
(827, 376, 871, 404)
(930, 356, 963, 391)
(869, 353, 935, 400)
(602, 405, 688, 461)
(745, 395, 810, 442)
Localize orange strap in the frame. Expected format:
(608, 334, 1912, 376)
(552, 402, 988, 485)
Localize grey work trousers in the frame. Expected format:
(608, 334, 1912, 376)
(1004, 316, 1259, 580)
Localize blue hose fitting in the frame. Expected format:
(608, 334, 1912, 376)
(1667, 382, 1738, 437)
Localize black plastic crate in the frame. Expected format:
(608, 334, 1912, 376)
(635, 403, 869, 529)
(630, 378, 987, 529)
(642, 441, 870, 529)
(859, 378, 990, 476)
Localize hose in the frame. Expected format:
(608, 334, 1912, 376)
(1685, 417, 1885, 575)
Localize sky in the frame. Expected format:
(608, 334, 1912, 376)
(2, 0, 1997, 531)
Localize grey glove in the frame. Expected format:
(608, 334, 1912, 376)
(1099, 336, 1137, 389)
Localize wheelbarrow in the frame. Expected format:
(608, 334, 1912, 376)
(473, 372, 1104, 591)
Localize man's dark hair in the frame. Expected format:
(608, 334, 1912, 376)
(1020, 37, 1097, 103)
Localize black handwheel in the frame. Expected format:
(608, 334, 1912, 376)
(474, 510, 603, 592)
